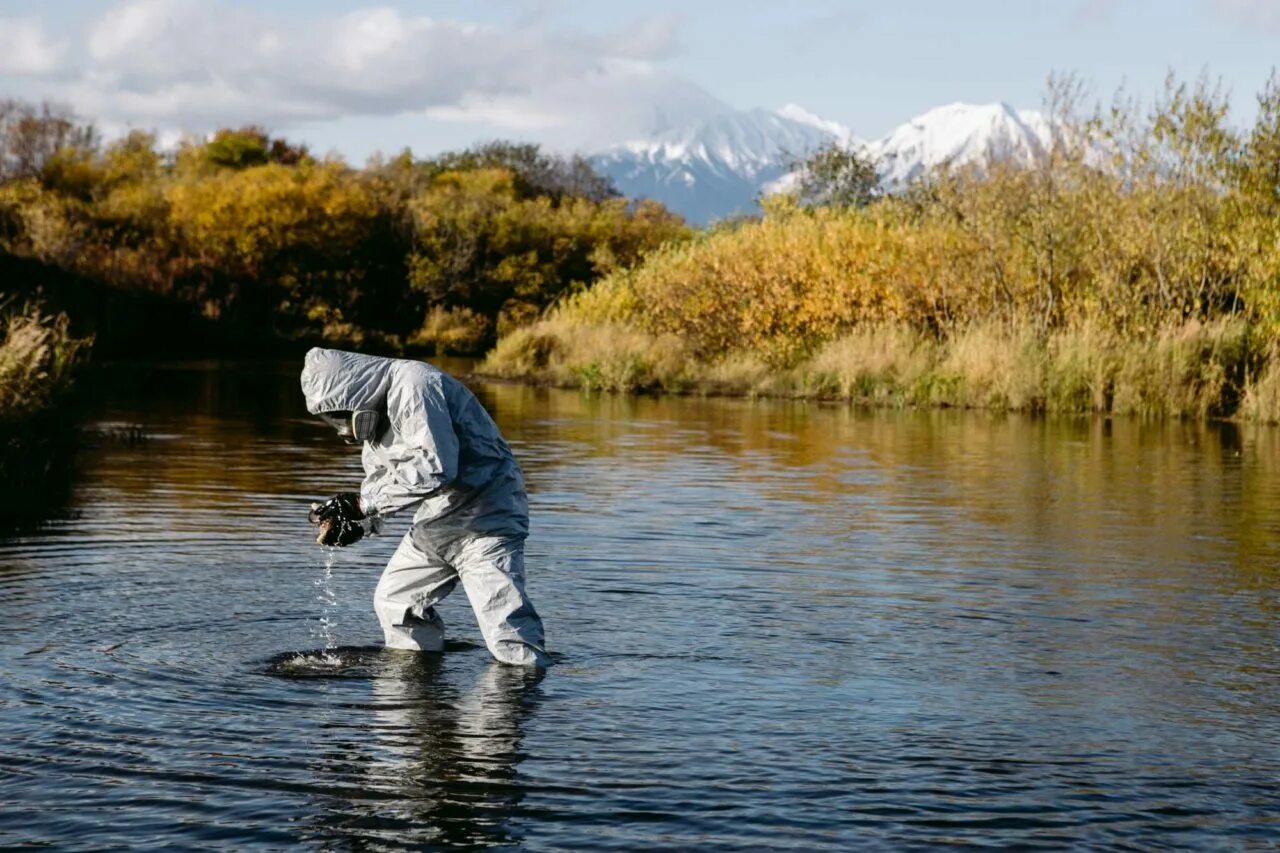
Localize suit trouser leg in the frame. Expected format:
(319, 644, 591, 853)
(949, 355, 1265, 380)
(373, 530, 457, 651)
(454, 534, 549, 667)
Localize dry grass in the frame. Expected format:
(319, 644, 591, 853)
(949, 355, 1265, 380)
(0, 303, 91, 424)
(0, 303, 91, 526)
(800, 326, 934, 403)
(481, 315, 689, 392)
(482, 313, 1270, 418)
(931, 323, 1046, 410)
(1241, 345, 1280, 423)
(1045, 324, 1116, 413)
(1109, 318, 1251, 418)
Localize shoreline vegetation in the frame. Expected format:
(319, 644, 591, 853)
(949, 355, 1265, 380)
(482, 75, 1280, 421)
(0, 301, 91, 524)
(6, 73, 1280, 421)
(480, 311, 1271, 420)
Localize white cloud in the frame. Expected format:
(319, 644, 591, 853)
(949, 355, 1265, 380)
(610, 12, 683, 61)
(420, 61, 727, 148)
(0, 17, 66, 74)
(0, 0, 701, 147)
(423, 96, 569, 132)
(88, 0, 178, 61)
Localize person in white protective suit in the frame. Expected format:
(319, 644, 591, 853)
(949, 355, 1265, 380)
(300, 347, 549, 667)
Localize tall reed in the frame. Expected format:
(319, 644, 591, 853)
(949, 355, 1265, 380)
(0, 302, 90, 423)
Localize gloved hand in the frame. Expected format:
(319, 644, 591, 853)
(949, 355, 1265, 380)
(308, 492, 366, 547)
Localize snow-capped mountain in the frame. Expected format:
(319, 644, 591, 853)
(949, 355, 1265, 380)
(593, 101, 1053, 223)
(593, 106, 852, 225)
(865, 102, 1049, 189)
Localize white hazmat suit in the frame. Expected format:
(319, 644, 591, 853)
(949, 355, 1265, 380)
(300, 348, 549, 667)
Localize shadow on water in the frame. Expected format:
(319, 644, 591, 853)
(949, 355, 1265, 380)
(0, 416, 80, 534)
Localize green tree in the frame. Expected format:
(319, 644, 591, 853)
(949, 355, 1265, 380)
(425, 141, 619, 203)
(793, 141, 881, 209)
(0, 100, 98, 181)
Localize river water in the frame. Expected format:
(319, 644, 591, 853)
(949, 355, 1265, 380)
(1, 360, 1278, 849)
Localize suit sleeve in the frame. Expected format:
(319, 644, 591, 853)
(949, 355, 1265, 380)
(360, 378, 460, 518)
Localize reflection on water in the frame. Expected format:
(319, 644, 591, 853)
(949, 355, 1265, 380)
(0, 360, 1278, 848)
(319, 656, 542, 849)
(266, 648, 543, 849)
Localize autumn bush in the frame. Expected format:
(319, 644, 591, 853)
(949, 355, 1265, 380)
(617, 75, 1263, 364)
(405, 167, 686, 336)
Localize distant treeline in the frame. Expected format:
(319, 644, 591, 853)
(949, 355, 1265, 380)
(0, 99, 689, 355)
(484, 75, 1280, 420)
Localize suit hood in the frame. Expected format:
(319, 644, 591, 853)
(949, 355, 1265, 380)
(300, 347, 394, 415)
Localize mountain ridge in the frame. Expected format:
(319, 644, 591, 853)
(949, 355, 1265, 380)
(592, 101, 1051, 224)
(593, 106, 841, 224)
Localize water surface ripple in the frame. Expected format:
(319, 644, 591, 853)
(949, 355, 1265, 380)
(1, 361, 1278, 849)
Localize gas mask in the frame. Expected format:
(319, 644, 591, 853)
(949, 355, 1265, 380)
(318, 409, 382, 445)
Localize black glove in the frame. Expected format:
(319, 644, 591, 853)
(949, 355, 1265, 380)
(309, 492, 363, 524)
(308, 492, 366, 547)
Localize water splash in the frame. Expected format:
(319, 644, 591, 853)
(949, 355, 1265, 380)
(303, 549, 343, 668)
(314, 549, 338, 647)
(277, 650, 344, 671)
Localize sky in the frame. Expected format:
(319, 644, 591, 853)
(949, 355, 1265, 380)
(1, 0, 1278, 161)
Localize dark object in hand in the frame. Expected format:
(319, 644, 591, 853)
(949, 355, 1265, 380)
(309, 492, 365, 547)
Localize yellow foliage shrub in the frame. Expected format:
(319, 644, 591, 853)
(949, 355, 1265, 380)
(628, 199, 913, 365)
(166, 161, 379, 275)
(410, 306, 492, 355)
